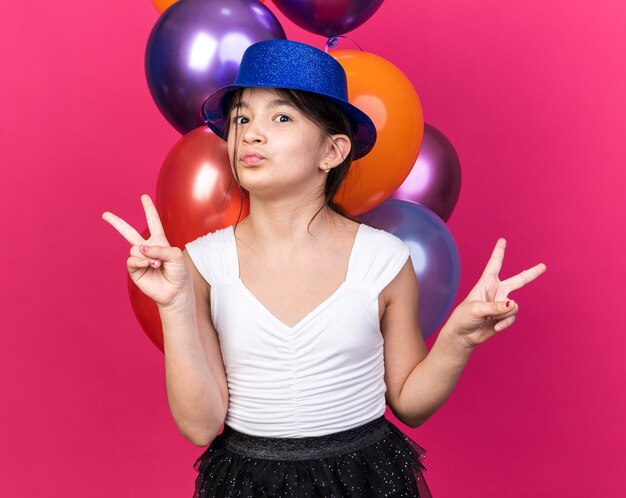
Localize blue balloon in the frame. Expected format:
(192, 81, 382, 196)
(145, 0, 286, 134)
(358, 199, 461, 340)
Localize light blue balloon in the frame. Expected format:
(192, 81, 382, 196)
(358, 199, 461, 340)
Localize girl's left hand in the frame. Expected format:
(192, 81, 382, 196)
(448, 238, 547, 349)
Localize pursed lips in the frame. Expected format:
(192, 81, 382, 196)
(240, 152, 265, 166)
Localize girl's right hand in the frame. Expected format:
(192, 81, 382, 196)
(102, 194, 193, 310)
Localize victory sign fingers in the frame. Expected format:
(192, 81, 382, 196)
(140, 194, 168, 244)
(481, 238, 506, 279)
(101, 210, 145, 246)
(103, 195, 193, 307)
(480, 238, 547, 291)
(501, 263, 547, 293)
(102, 195, 171, 269)
(102, 194, 168, 247)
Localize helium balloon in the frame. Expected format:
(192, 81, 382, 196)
(390, 124, 461, 223)
(357, 199, 461, 340)
(151, 0, 176, 14)
(146, 0, 286, 134)
(156, 127, 250, 249)
(272, 0, 384, 36)
(128, 228, 164, 352)
(152, 0, 266, 17)
(331, 50, 424, 216)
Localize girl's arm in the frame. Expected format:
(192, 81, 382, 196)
(381, 259, 470, 428)
(102, 196, 228, 446)
(160, 250, 228, 446)
(382, 239, 545, 428)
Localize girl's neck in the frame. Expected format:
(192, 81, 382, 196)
(236, 196, 347, 245)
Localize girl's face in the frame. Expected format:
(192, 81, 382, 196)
(226, 87, 330, 199)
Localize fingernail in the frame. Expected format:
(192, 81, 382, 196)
(506, 300, 511, 307)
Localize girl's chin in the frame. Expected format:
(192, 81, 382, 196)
(242, 180, 308, 199)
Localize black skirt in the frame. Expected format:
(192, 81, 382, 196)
(193, 416, 431, 497)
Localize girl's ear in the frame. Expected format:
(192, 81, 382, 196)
(320, 134, 351, 172)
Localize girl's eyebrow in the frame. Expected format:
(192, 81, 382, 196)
(236, 99, 296, 110)
(268, 99, 295, 109)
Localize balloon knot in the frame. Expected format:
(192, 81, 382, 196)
(325, 36, 340, 52)
(324, 35, 363, 53)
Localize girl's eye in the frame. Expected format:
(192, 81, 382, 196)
(274, 114, 291, 123)
(233, 116, 249, 125)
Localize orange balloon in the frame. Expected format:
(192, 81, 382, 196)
(156, 126, 250, 249)
(330, 50, 424, 216)
(151, 0, 177, 14)
(152, 0, 263, 11)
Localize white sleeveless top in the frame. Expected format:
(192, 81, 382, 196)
(185, 223, 410, 437)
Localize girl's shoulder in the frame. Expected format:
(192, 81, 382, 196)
(184, 225, 237, 286)
(351, 223, 410, 293)
(358, 223, 409, 254)
(186, 224, 234, 246)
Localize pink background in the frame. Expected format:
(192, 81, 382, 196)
(1, 0, 624, 496)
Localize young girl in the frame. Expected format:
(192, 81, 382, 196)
(103, 40, 546, 497)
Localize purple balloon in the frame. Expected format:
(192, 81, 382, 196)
(145, 0, 286, 134)
(389, 123, 462, 223)
(357, 199, 461, 340)
(272, 0, 384, 37)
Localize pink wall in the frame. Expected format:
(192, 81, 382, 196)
(1, 0, 624, 496)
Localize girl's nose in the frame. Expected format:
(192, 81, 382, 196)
(241, 120, 265, 144)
